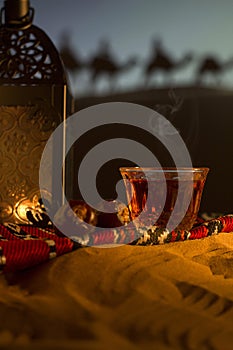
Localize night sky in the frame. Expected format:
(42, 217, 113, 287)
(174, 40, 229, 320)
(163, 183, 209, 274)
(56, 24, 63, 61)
(1, 0, 233, 95)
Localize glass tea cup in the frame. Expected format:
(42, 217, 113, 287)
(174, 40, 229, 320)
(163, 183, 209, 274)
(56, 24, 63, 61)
(119, 167, 209, 232)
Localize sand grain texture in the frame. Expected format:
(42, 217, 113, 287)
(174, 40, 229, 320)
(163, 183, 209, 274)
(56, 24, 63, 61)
(1, 233, 233, 349)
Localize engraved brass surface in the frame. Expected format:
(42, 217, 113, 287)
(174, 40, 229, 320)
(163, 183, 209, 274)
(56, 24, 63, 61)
(0, 105, 58, 223)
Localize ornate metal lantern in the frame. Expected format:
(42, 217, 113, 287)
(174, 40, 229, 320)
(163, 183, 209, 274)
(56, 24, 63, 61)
(0, 0, 73, 224)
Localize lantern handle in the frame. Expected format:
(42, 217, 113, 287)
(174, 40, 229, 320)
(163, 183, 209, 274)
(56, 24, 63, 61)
(0, 0, 34, 29)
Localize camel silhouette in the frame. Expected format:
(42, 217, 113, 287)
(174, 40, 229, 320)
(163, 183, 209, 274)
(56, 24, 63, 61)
(88, 40, 137, 90)
(196, 55, 233, 84)
(144, 39, 193, 85)
(59, 31, 86, 89)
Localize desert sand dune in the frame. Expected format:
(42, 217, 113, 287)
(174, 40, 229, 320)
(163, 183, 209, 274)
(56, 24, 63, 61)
(1, 233, 233, 349)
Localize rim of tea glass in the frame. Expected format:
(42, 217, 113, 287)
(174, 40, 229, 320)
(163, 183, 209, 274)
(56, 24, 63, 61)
(119, 167, 209, 173)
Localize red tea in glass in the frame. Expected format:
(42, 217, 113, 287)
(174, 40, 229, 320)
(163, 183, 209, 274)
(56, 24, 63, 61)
(119, 167, 209, 231)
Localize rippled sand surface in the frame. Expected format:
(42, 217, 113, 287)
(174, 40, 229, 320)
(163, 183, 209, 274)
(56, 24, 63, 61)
(2, 233, 233, 349)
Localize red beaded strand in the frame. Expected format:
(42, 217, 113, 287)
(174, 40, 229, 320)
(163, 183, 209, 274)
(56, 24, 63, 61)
(0, 214, 233, 272)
